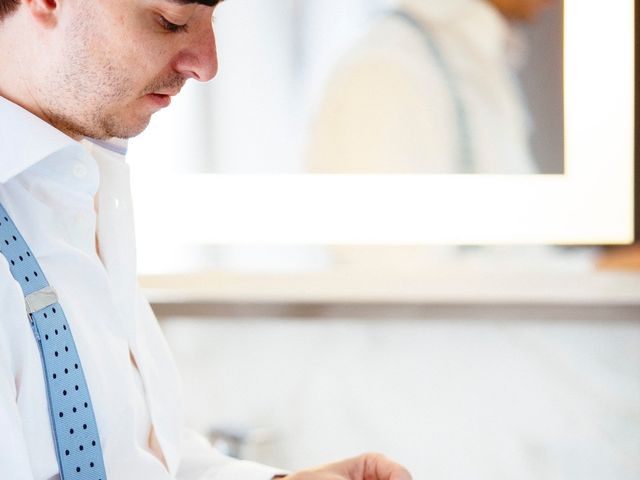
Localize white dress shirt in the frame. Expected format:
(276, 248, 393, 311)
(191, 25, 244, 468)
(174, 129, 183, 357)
(305, 0, 536, 174)
(0, 95, 285, 480)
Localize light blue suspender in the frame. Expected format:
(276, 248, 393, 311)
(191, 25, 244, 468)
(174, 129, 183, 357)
(388, 10, 476, 173)
(0, 203, 107, 479)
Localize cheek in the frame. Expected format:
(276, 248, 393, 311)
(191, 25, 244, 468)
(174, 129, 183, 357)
(120, 43, 177, 87)
(96, 44, 160, 98)
(85, 16, 164, 93)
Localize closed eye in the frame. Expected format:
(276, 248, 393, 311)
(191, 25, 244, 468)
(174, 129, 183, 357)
(159, 15, 189, 33)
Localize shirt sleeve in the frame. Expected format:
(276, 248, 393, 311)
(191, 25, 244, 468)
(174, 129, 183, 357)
(0, 270, 37, 480)
(0, 371, 36, 480)
(134, 287, 288, 480)
(176, 427, 288, 480)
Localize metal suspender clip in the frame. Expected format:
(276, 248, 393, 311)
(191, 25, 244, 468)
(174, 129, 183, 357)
(24, 286, 59, 314)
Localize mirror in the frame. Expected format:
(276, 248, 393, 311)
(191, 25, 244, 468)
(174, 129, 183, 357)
(130, 0, 564, 175)
(302, 0, 564, 175)
(128, 0, 633, 255)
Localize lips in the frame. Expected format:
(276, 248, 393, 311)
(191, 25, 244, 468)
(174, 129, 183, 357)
(146, 93, 172, 108)
(144, 82, 183, 109)
(154, 90, 181, 97)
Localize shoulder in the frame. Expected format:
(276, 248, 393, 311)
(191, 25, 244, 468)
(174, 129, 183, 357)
(347, 13, 447, 75)
(318, 18, 452, 112)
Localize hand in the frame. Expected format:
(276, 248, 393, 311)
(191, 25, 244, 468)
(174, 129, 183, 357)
(280, 453, 412, 480)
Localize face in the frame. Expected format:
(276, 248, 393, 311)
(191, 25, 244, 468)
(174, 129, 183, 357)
(31, 0, 219, 139)
(486, 0, 554, 21)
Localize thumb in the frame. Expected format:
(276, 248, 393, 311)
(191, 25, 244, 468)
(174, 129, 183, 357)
(339, 453, 412, 480)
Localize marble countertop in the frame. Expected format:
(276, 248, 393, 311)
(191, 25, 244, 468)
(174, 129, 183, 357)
(140, 266, 640, 307)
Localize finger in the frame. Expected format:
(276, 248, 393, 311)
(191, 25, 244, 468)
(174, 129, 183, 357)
(362, 453, 412, 480)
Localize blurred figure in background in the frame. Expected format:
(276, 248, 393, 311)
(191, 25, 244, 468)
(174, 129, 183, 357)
(305, 0, 554, 174)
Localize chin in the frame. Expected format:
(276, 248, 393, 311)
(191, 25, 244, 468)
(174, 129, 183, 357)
(99, 116, 152, 140)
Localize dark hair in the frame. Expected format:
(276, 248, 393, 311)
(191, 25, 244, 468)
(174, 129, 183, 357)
(0, 0, 19, 21)
(178, 0, 222, 6)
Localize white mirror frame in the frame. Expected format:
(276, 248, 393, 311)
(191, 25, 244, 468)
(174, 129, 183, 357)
(133, 0, 634, 246)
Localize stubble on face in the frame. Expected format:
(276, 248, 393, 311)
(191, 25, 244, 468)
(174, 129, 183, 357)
(40, 4, 185, 140)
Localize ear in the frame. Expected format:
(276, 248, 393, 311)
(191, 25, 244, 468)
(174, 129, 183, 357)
(23, 0, 60, 27)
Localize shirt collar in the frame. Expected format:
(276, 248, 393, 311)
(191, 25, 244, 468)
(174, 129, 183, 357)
(396, 0, 476, 23)
(83, 137, 129, 157)
(1, 95, 132, 187)
(0, 95, 82, 183)
(395, 0, 514, 63)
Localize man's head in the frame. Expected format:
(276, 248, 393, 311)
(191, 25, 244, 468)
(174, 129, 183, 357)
(486, 0, 554, 21)
(0, 0, 221, 140)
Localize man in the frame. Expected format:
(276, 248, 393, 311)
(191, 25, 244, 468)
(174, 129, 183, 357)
(303, 0, 555, 276)
(0, 0, 413, 479)
(305, 0, 554, 174)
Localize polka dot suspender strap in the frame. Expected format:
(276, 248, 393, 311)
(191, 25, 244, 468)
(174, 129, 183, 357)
(0, 203, 107, 480)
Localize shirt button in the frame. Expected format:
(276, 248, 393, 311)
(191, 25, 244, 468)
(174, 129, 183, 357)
(73, 163, 88, 179)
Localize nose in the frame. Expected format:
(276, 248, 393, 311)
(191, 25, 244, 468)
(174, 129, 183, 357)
(173, 22, 219, 82)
